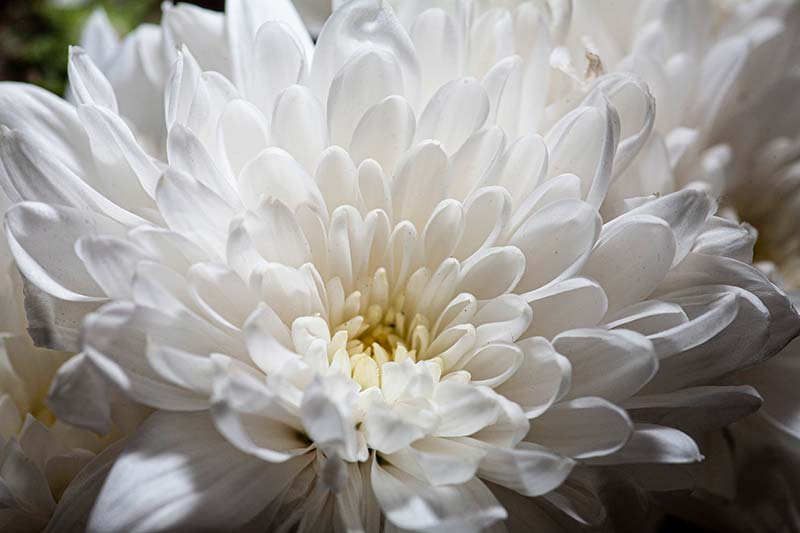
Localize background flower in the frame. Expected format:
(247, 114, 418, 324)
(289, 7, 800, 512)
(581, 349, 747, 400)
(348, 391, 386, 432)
(0, 187, 145, 532)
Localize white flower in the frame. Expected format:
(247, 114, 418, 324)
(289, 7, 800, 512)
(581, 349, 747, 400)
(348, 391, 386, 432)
(567, 0, 800, 280)
(0, 191, 129, 532)
(1, 0, 798, 531)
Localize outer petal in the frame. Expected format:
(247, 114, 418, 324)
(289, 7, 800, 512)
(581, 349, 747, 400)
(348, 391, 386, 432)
(553, 328, 658, 403)
(5, 202, 126, 302)
(525, 397, 633, 459)
(472, 440, 575, 498)
(587, 423, 702, 465)
(371, 460, 506, 533)
(88, 412, 313, 532)
(311, 0, 420, 108)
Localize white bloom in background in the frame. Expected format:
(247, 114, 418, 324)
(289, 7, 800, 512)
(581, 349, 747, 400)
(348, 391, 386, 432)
(569, 0, 800, 266)
(0, 191, 129, 532)
(564, 0, 800, 526)
(1, 0, 798, 531)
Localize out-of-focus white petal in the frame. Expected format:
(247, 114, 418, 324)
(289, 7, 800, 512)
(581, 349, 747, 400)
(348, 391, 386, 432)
(88, 411, 313, 532)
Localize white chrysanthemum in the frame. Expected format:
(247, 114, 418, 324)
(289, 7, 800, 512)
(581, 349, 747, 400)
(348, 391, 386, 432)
(562, 0, 800, 525)
(0, 192, 130, 533)
(1, 1, 798, 531)
(566, 0, 800, 280)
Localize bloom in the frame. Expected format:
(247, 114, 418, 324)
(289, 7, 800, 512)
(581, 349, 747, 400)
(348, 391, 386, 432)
(1, 0, 798, 531)
(0, 191, 128, 532)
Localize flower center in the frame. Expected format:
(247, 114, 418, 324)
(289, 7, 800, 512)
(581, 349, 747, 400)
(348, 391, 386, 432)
(326, 268, 438, 390)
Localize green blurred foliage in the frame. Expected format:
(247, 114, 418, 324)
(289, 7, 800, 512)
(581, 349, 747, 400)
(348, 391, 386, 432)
(0, 0, 160, 95)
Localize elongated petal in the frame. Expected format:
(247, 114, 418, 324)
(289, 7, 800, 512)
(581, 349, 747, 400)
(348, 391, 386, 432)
(6, 202, 125, 302)
(526, 397, 633, 459)
(88, 411, 313, 532)
(371, 461, 506, 532)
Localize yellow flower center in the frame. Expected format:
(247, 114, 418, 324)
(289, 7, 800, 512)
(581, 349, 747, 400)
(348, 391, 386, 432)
(326, 268, 440, 389)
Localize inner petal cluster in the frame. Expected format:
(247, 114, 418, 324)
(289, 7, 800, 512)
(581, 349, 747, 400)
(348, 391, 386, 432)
(328, 267, 437, 390)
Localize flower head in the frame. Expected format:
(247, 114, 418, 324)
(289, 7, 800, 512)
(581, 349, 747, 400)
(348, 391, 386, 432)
(0, 1, 798, 531)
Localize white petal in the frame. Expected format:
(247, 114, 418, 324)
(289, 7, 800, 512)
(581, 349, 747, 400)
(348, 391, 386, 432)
(541, 472, 606, 527)
(433, 382, 500, 437)
(511, 199, 601, 294)
(5, 202, 125, 301)
(553, 329, 658, 403)
(19, 281, 99, 352)
(88, 411, 313, 532)
(243, 304, 298, 375)
(217, 99, 270, 178)
(526, 397, 632, 459)
(495, 337, 569, 418)
(658, 253, 800, 363)
(166, 124, 240, 209)
(474, 441, 575, 497)
(472, 294, 533, 345)
(0, 127, 145, 226)
(83, 302, 208, 411)
(244, 198, 312, 268)
(581, 214, 676, 314)
(238, 148, 325, 213)
(247, 22, 306, 116)
(452, 186, 511, 261)
(161, 3, 228, 76)
(623, 188, 715, 267)
(67, 46, 117, 110)
(371, 461, 506, 533)
(692, 216, 755, 263)
(523, 278, 608, 339)
(623, 385, 762, 433)
(422, 200, 465, 270)
(357, 159, 392, 215)
(391, 141, 448, 229)
(328, 49, 405, 148)
(0, 83, 97, 182)
(546, 101, 619, 208)
(604, 300, 687, 337)
(0, 439, 55, 516)
(417, 78, 489, 154)
(301, 377, 361, 460)
(457, 343, 523, 389)
(47, 353, 111, 435)
(588, 74, 655, 179)
(458, 246, 525, 301)
(155, 168, 234, 259)
(211, 370, 312, 463)
(227, 0, 313, 89)
(164, 48, 204, 132)
(491, 134, 548, 206)
(45, 440, 123, 533)
(690, 36, 748, 138)
(75, 235, 148, 300)
(384, 436, 486, 486)
(77, 103, 160, 198)
(350, 95, 416, 174)
(648, 286, 771, 391)
(365, 400, 431, 455)
(446, 127, 506, 201)
(271, 85, 328, 175)
(588, 423, 702, 465)
(315, 146, 360, 215)
(77, 8, 118, 66)
(410, 7, 463, 106)
(311, 0, 419, 108)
